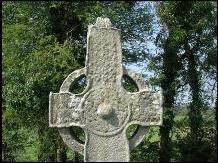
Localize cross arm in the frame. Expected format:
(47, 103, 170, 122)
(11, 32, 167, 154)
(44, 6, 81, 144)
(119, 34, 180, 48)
(128, 90, 163, 126)
(49, 92, 85, 128)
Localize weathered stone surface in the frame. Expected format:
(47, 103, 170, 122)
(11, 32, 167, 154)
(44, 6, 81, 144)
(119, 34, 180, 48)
(49, 17, 163, 162)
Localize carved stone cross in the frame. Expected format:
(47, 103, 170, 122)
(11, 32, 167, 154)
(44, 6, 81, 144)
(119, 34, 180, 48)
(49, 17, 162, 162)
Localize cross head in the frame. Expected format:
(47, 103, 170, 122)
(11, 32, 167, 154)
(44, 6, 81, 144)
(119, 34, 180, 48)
(49, 17, 163, 162)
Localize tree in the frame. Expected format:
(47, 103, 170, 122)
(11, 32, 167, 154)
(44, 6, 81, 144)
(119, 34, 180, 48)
(156, 1, 217, 161)
(153, 2, 183, 161)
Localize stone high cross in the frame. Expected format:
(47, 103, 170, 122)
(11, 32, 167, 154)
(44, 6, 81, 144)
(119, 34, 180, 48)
(49, 17, 163, 162)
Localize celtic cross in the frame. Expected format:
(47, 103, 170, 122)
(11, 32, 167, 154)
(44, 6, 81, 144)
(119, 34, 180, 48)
(49, 17, 163, 162)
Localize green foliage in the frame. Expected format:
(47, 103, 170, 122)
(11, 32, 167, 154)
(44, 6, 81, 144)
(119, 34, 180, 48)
(69, 75, 87, 94)
(2, 1, 83, 161)
(15, 128, 39, 161)
(172, 108, 217, 162)
(2, 107, 24, 161)
(131, 127, 160, 162)
(3, 1, 146, 161)
(122, 75, 139, 92)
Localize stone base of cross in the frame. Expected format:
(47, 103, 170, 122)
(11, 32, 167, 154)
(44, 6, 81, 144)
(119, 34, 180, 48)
(49, 17, 163, 162)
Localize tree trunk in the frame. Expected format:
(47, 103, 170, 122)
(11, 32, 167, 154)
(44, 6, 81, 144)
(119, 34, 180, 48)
(159, 38, 178, 162)
(184, 42, 203, 161)
(186, 43, 203, 138)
